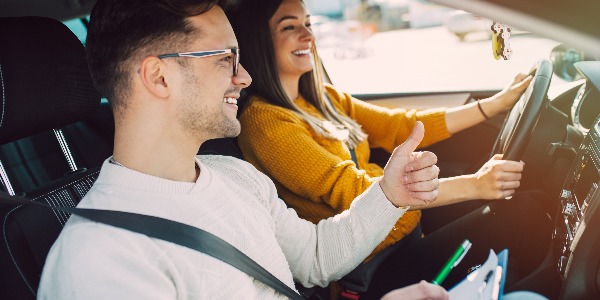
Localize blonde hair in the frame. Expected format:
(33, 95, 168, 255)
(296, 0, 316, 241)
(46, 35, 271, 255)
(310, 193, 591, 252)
(231, 0, 367, 148)
(292, 45, 367, 148)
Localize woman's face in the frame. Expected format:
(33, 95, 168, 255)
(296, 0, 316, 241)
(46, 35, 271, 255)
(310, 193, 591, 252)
(269, 0, 314, 80)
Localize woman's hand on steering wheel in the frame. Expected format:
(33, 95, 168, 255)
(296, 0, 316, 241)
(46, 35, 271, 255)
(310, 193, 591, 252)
(472, 154, 525, 199)
(490, 59, 553, 161)
(488, 73, 533, 115)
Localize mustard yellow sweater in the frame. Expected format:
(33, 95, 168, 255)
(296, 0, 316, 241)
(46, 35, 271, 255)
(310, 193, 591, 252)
(238, 85, 451, 258)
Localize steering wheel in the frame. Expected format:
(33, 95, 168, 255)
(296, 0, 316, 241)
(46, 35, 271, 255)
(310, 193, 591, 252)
(491, 59, 553, 161)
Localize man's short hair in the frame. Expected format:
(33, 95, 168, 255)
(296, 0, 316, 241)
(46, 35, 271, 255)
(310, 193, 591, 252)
(86, 0, 230, 112)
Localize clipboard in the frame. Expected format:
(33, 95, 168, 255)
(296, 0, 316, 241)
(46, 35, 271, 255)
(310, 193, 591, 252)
(448, 249, 509, 300)
(496, 249, 508, 300)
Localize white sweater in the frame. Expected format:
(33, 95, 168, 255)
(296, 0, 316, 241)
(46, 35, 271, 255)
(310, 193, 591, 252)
(38, 155, 406, 299)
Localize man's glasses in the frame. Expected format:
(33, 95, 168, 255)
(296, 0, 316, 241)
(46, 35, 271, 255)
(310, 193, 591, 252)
(157, 48, 239, 76)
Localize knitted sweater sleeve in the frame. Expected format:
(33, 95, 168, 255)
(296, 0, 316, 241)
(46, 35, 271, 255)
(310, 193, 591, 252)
(244, 162, 407, 287)
(238, 101, 376, 212)
(325, 85, 451, 153)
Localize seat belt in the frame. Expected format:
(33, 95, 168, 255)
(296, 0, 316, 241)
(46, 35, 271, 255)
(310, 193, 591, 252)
(323, 93, 363, 299)
(324, 93, 359, 168)
(0, 193, 305, 300)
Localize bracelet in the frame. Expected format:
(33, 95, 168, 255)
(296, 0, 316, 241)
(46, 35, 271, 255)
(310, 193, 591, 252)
(477, 101, 490, 120)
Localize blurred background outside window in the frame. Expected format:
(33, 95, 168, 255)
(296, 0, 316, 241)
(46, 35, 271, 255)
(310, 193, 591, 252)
(304, 0, 562, 94)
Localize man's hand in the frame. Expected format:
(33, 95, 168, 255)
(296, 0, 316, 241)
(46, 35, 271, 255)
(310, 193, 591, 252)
(381, 281, 449, 300)
(380, 122, 440, 207)
(473, 154, 525, 199)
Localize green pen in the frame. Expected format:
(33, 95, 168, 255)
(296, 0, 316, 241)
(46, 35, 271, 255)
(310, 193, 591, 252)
(432, 239, 472, 285)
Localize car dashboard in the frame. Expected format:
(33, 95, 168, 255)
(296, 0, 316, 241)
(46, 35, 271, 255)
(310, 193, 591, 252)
(551, 61, 600, 299)
(571, 81, 600, 134)
(556, 118, 600, 270)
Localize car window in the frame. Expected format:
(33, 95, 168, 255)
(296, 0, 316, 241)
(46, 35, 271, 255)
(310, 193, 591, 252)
(306, 0, 562, 95)
(62, 17, 108, 103)
(63, 17, 88, 45)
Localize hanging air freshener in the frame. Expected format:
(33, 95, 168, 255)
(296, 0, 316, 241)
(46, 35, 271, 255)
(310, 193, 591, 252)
(491, 22, 512, 60)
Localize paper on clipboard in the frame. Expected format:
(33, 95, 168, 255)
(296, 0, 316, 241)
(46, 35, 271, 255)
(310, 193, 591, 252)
(449, 249, 507, 300)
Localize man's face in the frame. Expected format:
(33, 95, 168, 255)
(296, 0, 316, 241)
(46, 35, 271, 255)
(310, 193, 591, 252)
(173, 6, 252, 140)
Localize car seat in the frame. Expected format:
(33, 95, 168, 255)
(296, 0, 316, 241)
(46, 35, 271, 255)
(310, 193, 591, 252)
(0, 16, 102, 299)
(0, 13, 403, 300)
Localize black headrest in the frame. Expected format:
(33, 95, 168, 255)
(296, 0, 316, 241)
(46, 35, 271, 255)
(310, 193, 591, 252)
(0, 17, 100, 144)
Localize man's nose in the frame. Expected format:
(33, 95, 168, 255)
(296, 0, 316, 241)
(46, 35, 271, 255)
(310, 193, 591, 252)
(234, 63, 252, 87)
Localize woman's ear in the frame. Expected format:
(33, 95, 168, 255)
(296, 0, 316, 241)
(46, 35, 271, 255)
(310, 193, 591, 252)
(138, 56, 170, 98)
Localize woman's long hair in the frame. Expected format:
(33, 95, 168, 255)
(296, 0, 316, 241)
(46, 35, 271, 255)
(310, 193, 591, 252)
(229, 0, 367, 147)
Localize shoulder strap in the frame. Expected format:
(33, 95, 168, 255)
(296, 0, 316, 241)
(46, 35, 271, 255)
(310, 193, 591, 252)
(0, 193, 305, 300)
(324, 92, 359, 167)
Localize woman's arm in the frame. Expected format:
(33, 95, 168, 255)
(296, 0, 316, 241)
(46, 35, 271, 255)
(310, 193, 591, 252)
(408, 154, 524, 209)
(327, 86, 451, 151)
(445, 73, 532, 134)
(238, 101, 377, 213)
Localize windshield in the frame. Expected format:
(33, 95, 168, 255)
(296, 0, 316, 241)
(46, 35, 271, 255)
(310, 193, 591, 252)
(306, 0, 562, 95)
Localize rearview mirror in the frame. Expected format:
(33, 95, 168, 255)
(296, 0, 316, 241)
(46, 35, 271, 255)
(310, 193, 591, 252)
(550, 44, 585, 82)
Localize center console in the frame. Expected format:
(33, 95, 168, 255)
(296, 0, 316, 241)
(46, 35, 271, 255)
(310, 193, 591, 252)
(555, 119, 600, 275)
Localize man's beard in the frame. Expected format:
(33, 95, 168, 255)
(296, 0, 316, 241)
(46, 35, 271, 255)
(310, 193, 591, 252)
(178, 73, 241, 139)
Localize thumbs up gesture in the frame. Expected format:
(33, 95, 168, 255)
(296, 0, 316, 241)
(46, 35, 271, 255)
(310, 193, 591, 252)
(380, 122, 440, 208)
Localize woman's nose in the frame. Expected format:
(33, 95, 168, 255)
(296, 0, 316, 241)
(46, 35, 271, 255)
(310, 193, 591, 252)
(300, 26, 314, 42)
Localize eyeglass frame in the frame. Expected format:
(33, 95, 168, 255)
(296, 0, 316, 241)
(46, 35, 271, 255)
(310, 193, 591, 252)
(157, 48, 239, 76)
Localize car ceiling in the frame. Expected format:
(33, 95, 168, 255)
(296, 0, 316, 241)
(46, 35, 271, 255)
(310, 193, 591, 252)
(0, 0, 96, 21)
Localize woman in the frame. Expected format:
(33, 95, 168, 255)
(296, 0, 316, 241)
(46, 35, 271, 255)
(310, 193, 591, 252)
(229, 0, 552, 297)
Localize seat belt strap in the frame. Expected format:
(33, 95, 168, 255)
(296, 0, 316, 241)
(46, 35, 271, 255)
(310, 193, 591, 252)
(0, 193, 305, 300)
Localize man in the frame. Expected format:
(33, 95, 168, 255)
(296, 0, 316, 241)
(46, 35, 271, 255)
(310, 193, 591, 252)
(38, 0, 443, 299)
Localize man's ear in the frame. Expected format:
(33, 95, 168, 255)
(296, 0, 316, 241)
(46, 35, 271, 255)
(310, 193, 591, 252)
(138, 56, 170, 98)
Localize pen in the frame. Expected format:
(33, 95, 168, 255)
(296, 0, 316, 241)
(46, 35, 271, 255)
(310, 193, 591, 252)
(432, 239, 472, 285)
